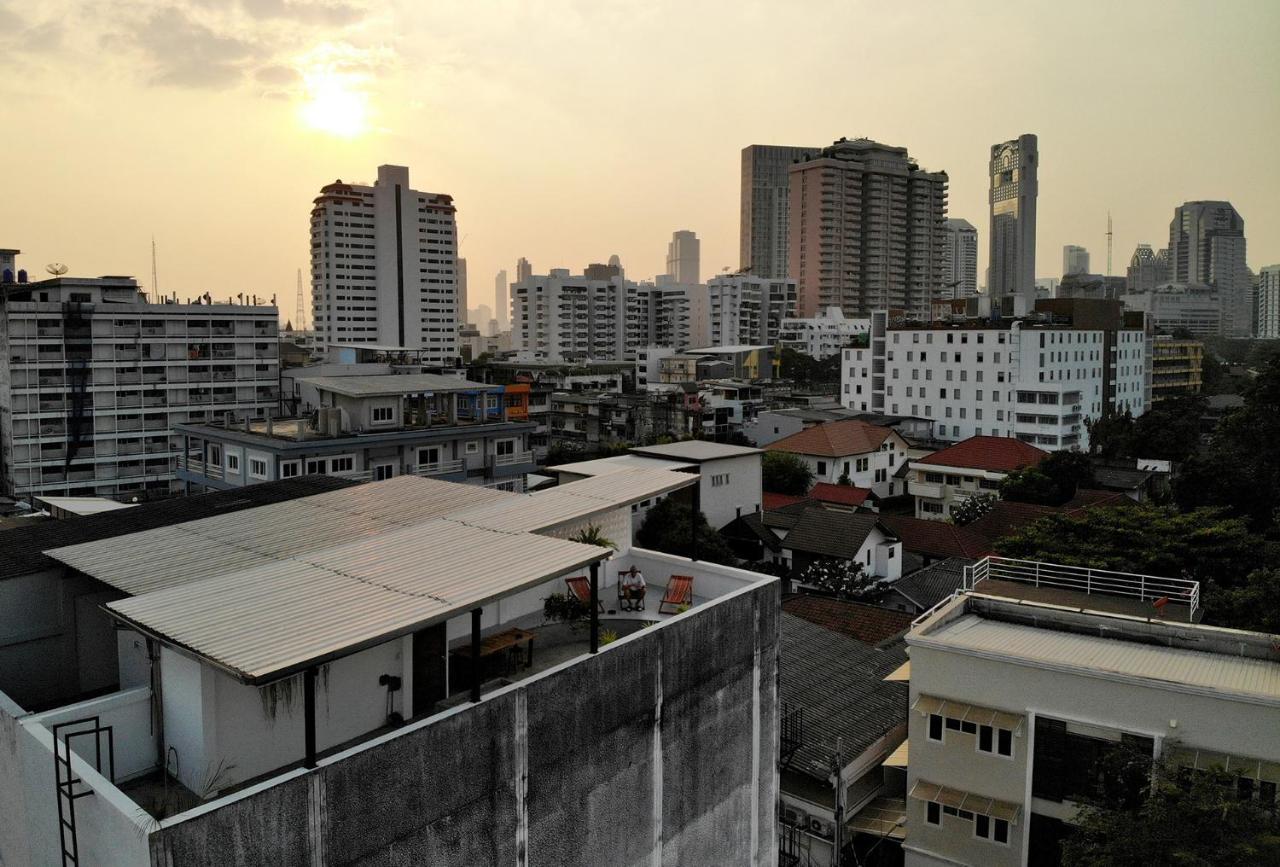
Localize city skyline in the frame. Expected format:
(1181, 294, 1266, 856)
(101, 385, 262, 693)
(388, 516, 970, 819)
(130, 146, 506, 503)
(2, 1, 1278, 323)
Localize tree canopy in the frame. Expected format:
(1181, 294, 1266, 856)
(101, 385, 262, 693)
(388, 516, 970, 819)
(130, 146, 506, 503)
(1086, 397, 1205, 464)
(777, 347, 841, 389)
(762, 450, 814, 496)
(635, 496, 738, 566)
(1000, 450, 1095, 506)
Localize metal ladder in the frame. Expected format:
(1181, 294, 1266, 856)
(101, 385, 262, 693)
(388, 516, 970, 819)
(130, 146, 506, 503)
(51, 717, 116, 867)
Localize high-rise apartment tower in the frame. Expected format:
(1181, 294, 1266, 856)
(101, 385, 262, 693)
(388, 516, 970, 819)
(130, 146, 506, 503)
(943, 219, 978, 299)
(666, 230, 701, 285)
(740, 144, 820, 279)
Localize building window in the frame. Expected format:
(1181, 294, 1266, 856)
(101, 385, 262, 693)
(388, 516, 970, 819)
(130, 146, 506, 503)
(975, 814, 1010, 845)
(466, 441, 480, 454)
(926, 802, 941, 826)
(928, 714, 944, 741)
(817, 461, 827, 476)
(226, 452, 240, 473)
(330, 456, 354, 473)
(249, 458, 268, 479)
(371, 405, 394, 424)
(280, 460, 300, 478)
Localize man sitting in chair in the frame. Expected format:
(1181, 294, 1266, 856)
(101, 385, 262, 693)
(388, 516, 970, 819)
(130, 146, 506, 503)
(620, 566, 647, 611)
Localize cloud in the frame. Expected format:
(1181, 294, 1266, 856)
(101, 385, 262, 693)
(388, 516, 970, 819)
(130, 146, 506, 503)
(239, 0, 366, 27)
(124, 6, 258, 88)
(254, 63, 299, 85)
(0, 2, 66, 54)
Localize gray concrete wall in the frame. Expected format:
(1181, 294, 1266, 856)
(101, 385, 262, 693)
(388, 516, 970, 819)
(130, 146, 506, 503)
(146, 580, 780, 867)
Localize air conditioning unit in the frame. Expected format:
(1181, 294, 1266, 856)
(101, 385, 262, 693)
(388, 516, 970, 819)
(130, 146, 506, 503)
(808, 817, 834, 838)
(781, 806, 807, 827)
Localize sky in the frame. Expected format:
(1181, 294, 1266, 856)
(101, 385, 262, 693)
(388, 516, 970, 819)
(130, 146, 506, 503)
(1, 0, 1278, 324)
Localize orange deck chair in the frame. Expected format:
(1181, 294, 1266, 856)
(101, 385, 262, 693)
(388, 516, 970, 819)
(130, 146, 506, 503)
(659, 575, 694, 614)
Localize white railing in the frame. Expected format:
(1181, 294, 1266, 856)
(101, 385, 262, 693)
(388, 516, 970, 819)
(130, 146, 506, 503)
(333, 468, 376, 481)
(493, 450, 534, 467)
(415, 459, 464, 476)
(176, 454, 224, 481)
(963, 556, 1199, 622)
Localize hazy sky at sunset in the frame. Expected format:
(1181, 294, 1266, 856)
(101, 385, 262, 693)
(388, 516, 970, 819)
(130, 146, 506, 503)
(1, 0, 1277, 322)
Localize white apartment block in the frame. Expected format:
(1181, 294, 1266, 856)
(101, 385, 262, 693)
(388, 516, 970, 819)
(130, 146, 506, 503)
(1257, 265, 1280, 340)
(841, 306, 1148, 450)
(906, 567, 1279, 867)
(0, 272, 278, 499)
(310, 164, 459, 363)
(778, 306, 869, 360)
(707, 274, 796, 347)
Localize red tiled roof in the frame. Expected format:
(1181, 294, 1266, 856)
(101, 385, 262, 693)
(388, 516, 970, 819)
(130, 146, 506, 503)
(766, 419, 895, 458)
(915, 436, 1048, 473)
(782, 595, 916, 646)
(965, 490, 1134, 544)
(810, 483, 873, 506)
(879, 515, 993, 560)
(763, 492, 809, 511)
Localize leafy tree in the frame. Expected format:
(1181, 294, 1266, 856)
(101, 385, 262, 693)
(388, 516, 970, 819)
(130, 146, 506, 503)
(836, 470, 853, 486)
(1088, 399, 1206, 464)
(999, 466, 1062, 505)
(1205, 567, 1280, 634)
(778, 347, 840, 389)
(950, 493, 997, 526)
(994, 504, 1262, 591)
(1086, 410, 1136, 460)
(636, 496, 738, 566)
(1176, 356, 1280, 533)
(1001, 451, 1094, 506)
(1062, 741, 1280, 867)
(797, 559, 886, 600)
(762, 451, 814, 496)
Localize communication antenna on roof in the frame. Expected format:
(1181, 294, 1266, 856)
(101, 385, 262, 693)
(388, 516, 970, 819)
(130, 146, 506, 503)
(45, 263, 68, 276)
(1106, 212, 1113, 279)
(151, 236, 160, 302)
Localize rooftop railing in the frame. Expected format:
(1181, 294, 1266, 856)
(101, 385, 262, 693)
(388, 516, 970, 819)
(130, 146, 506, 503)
(963, 556, 1200, 622)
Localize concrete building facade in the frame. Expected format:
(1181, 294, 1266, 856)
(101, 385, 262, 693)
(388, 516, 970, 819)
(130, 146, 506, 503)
(665, 230, 701, 286)
(1126, 244, 1170, 293)
(1061, 245, 1089, 277)
(942, 218, 978, 300)
(310, 165, 459, 361)
(988, 135, 1039, 311)
(0, 270, 278, 500)
(1167, 201, 1251, 337)
(708, 274, 797, 348)
(778, 307, 870, 360)
(1121, 285, 1221, 338)
(788, 138, 949, 321)
(1256, 264, 1280, 340)
(1150, 335, 1204, 401)
(740, 144, 820, 279)
(841, 301, 1149, 450)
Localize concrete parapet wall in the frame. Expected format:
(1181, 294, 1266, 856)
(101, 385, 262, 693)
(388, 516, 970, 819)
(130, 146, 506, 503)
(146, 579, 780, 866)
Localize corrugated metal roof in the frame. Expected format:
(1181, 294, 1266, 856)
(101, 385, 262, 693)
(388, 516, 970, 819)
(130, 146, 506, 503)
(549, 454, 696, 477)
(106, 519, 609, 684)
(926, 614, 1280, 703)
(46, 476, 515, 596)
(628, 441, 761, 462)
(298, 373, 498, 397)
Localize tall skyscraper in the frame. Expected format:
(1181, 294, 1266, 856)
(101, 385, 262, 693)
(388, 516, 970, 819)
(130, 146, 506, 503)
(1063, 245, 1090, 276)
(988, 134, 1039, 310)
(456, 256, 468, 328)
(1168, 201, 1251, 337)
(494, 269, 508, 331)
(516, 257, 533, 283)
(666, 230, 700, 285)
(788, 138, 948, 319)
(1257, 265, 1280, 340)
(942, 218, 978, 299)
(740, 144, 820, 278)
(310, 165, 458, 361)
(1126, 244, 1170, 293)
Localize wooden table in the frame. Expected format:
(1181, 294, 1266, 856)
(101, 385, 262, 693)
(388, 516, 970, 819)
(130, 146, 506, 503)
(450, 627, 536, 676)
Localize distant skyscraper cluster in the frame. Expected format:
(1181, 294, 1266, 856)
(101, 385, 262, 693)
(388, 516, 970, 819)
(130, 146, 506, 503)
(987, 134, 1039, 311)
(740, 144, 819, 279)
(787, 138, 948, 320)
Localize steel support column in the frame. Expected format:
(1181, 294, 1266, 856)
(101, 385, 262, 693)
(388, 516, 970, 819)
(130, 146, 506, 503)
(470, 608, 483, 702)
(589, 562, 600, 654)
(303, 666, 317, 768)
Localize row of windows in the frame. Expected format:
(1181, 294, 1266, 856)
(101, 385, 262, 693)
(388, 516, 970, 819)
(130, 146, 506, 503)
(924, 803, 1010, 845)
(927, 712, 1015, 756)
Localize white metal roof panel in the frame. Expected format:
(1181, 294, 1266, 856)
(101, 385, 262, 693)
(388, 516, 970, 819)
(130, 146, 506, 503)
(106, 518, 609, 684)
(548, 454, 696, 477)
(298, 373, 496, 397)
(46, 477, 516, 595)
(34, 497, 138, 516)
(927, 614, 1280, 704)
(629, 441, 762, 461)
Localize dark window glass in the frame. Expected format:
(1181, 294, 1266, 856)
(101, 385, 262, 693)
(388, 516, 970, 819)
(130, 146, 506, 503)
(976, 814, 990, 838)
(928, 714, 943, 741)
(926, 802, 941, 825)
(998, 728, 1013, 756)
(961, 720, 977, 735)
(979, 725, 994, 753)
(945, 717, 962, 731)
(994, 818, 1009, 844)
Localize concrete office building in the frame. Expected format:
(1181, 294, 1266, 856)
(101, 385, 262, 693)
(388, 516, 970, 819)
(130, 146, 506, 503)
(841, 300, 1149, 450)
(1126, 244, 1169, 294)
(707, 274, 797, 347)
(665, 230, 701, 285)
(1150, 335, 1204, 401)
(1258, 265, 1280, 340)
(0, 265, 278, 500)
(0, 473, 781, 866)
(942, 219, 978, 300)
(1121, 285, 1221, 339)
(1168, 201, 1251, 337)
(988, 135, 1039, 312)
(1062, 245, 1089, 277)
(904, 562, 1278, 866)
(789, 139, 948, 321)
(456, 256, 468, 328)
(494, 269, 508, 333)
(740, 144, 821, 279)
(310, 165, 459, 362)
(778, 307, 869, 360)
(510, 270, 632, 362)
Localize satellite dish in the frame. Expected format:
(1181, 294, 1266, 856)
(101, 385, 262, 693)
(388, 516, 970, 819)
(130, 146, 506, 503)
(46, 263, 69, 276)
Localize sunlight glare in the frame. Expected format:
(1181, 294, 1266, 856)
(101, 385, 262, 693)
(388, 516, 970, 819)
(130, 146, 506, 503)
(296, 48, 373, 138)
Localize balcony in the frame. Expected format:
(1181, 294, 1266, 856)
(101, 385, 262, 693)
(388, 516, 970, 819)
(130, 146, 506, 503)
(908, 480, 944, 499)
(414, 459, 466, 477)
(493, 450, 534, 468)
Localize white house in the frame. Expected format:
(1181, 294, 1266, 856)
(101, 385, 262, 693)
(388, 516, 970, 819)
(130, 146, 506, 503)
(766, 419, 909, 497)
(907, 435, 1048, 520)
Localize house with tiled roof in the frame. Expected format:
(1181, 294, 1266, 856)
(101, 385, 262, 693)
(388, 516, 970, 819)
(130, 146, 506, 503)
(907, 435, 1048, 520)
(878, 515, 993, 563)
(767, 419, 909, 497)
(783, 595, 915, 646)
(723, 501, 903, 580)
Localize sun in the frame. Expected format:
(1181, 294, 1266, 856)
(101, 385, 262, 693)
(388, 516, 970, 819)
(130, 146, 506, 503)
(296, 53, 372, 138)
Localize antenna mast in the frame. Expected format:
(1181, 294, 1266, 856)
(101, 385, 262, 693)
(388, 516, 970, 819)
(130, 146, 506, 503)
(1106, 212, 1113, 279)
(151, 236, 160, 302)
(295, 268, 305, 331)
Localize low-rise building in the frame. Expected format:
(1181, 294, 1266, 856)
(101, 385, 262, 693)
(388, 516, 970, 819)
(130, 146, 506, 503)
(766, 419, 909, 497)
(778, 307, 870, 360)
(1149, 335, 1204, 401)
(629, 440, 763, 530)
(907, 435, 1047, 520)
(904, 558, 1276, 867)
(176, 373, 536, 492)
(0, 472, 782, 866)
(1122, 284, 1221, 338)
(731, 503, 903, 582)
